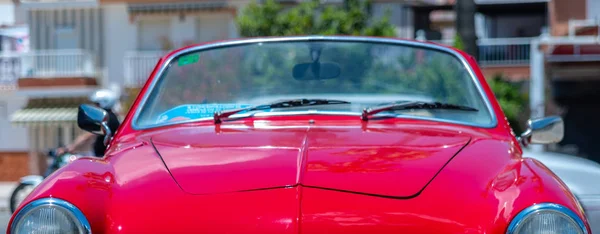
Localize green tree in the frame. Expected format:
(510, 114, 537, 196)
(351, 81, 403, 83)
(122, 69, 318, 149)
(453, 36, 527, 133)
(487, 74, 527, 134)
(236, 0, 396, 37)
(233, 0, 400, 99)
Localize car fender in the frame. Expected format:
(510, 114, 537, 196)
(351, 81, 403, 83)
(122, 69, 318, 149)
(6, 141, 173, 234)
(426, 138, 591, 233)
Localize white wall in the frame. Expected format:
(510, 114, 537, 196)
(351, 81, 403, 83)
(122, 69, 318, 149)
(588, 0, 600, 20)
(0, 3, 15, 26)
(0, 94, 28, 151)
(172, 15, 196, 47)
(105, 6, 240, 87)
(102, 3, 136, 87)
(13, 4, 26, 25)
(196, 13, 237, 43)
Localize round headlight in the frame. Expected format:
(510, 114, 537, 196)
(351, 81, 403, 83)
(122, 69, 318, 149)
(10, 198, 91, 234)
(507, 203, 588, 234)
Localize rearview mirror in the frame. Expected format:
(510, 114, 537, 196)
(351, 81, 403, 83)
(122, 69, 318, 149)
(77, 104, 112, 146)
(519, 116, 564, 146)
(293, 62, 341, 80)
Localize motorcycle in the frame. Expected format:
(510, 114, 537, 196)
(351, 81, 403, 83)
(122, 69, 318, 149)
(9, 148, 81, 213)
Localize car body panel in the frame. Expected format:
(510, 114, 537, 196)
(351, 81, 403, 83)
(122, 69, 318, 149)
(523, 149, 600, 195)
(152, 121, 471, 197)
(151, 126, 305, 195)
(523, 149, 600, 234)
(7, 36, 591, 234)
(302, 124, 470, 198)
(8, 119, 590, 233)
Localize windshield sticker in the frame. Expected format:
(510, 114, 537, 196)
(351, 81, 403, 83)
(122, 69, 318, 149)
(156, 104, 252, 124)
(178, 54, 200, 66)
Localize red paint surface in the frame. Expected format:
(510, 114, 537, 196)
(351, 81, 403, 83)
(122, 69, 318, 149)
(7, 37, 591, 234)
(551, 44, 600, 55)
(151, 123, 470, 197)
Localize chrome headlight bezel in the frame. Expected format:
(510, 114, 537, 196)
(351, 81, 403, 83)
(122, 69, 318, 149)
(10, 197, 92, 234)
(506, 203, 588, 234)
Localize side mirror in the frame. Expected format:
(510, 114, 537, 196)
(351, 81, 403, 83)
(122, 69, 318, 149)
(77, 104, 112, 146)
(519, 116, 564, 147)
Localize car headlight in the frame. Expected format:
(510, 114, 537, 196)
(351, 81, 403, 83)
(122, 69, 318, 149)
(10, 198, 91, 234)
(507, 203, 588, 234)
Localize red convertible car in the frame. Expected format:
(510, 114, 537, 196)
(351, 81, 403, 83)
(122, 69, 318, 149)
(7, 36, 591, 233)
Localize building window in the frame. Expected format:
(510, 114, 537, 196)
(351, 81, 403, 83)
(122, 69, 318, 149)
(196, 14, 232, 43)
(138, 18, 171, 51)
(55, 26, 78, 49)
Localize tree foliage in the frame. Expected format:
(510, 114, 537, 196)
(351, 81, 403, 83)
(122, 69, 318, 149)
(454, 35, 527, 133)
(236, 0, 396, 37)
(487, 74, 527, 134)
(234, 0, 479, 106)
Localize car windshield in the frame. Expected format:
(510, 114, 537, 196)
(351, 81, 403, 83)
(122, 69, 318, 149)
(135, 39, 495, 128)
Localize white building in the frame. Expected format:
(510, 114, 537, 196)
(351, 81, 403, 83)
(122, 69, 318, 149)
(0, 0, 30, 181)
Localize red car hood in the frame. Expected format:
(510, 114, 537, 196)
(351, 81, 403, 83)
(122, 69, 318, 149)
(150, 123, 471, 198)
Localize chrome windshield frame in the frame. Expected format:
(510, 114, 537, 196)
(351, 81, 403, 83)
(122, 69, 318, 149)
(130, 36, 499, 130)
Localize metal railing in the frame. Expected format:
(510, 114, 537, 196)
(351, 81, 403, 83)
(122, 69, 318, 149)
(477, 37, 533, 65)
(431, 37, 534, 66)
(124, 51, 166, 88)
(0, 49, 97, 91)
(16, 49, 96, 78)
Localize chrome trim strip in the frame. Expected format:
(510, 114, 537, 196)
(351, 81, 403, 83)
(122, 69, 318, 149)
(506, 203, 588, 234)
(10, 197, 92, 234)
(130, 36, 498, 130)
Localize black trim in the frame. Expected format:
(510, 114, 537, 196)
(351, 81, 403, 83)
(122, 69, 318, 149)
(149, 137, 186, 191)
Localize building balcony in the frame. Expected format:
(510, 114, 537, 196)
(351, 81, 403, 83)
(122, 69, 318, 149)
(431, 37, 533, 66)
(429, 37, 534, 80)
(0, 49, 101, 96)
(17, 0, 99, 10)
(17, 49, 99, 87)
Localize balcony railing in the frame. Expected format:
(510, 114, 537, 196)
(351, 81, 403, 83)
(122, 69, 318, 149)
(20, 49, 97, 78)
(0, 49, 97, 91)
(430, 37, 534, 66)
(124, 51, 166, 88)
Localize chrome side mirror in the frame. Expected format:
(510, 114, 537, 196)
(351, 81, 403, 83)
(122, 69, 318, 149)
(519, 116, 564, 147)
(77, 104, 112, 146)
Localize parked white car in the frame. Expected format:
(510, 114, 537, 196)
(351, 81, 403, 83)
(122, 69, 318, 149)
(524, 149, 600, 233)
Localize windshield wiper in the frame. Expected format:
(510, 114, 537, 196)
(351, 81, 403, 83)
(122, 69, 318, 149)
(361, 101, 478, 121)
(214, 99, 350, 124)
